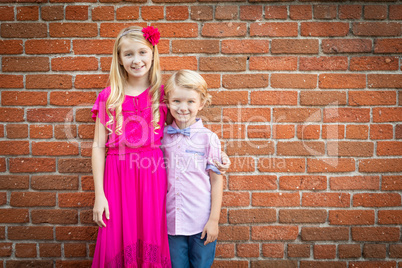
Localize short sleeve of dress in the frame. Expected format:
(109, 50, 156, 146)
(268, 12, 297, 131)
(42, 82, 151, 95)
(91, 87, 111, 127)
(206, 132, 222, 175)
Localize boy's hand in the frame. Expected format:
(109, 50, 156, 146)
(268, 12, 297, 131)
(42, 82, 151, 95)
(215, 151, 231, 174)
(201, 220, 219, 245)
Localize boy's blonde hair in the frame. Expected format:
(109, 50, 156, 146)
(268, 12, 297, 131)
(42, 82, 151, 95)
(164, 70, 212, 107)
(107, 26, 162, 135)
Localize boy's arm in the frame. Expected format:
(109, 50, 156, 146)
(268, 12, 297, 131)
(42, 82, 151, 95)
(201, 170, 223, 245)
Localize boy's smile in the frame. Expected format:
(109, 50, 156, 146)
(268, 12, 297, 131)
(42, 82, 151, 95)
(167, 86, 205, 129)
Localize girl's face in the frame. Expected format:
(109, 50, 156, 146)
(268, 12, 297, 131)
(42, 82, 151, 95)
(119, 38, 153, 82)
(167, 86, 205, 129)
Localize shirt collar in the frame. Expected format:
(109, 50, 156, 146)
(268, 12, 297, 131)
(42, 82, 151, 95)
(171, 118, 204, 138)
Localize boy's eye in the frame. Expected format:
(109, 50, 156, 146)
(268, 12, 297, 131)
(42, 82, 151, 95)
(188, 100, 194, 103)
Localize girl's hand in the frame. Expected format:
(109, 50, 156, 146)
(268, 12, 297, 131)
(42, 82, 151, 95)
(201, 220, 219, 246)
(93, 194, 110, 227)
(215, 151, 231, 175)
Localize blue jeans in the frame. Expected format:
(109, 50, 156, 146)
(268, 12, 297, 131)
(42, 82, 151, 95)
(168, 232, 217, 268)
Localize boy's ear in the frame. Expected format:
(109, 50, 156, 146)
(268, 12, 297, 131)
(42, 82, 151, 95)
(199, 100, 206, 111)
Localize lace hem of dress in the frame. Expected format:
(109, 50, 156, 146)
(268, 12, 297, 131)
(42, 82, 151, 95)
(107, 240, 170, 268)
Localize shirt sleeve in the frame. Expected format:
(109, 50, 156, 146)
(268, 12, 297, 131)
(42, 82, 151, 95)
(206, 132, 222, 175)
(91, 88, 110, 127)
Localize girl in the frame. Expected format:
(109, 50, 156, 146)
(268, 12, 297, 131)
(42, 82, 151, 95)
(91, 26, 230, 267)
(91, 26, 170, 267)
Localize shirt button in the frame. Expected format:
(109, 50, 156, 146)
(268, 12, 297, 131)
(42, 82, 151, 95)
(177, 208, 180, 210)
(178, 146, 180, 149)
(177, 192, 180, 195)
(176, 177, 179, 180)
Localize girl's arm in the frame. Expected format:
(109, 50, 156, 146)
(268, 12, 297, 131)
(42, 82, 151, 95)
(201, 170, 223, 245)
(92, 117, 109, 227)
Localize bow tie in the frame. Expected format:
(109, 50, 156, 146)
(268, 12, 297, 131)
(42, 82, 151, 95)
(167, 125, 190, 136)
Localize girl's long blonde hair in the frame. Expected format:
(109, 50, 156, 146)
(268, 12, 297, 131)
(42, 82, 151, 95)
(106, 26, 162, 135)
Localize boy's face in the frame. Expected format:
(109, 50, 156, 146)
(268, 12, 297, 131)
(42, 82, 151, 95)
(167, 86, 205, 129)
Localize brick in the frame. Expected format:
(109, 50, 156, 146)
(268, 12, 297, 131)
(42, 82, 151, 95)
(298, 124, 319, 139)
(389, 5, 402, 20)
(265, 6, 287, 19)
(227, 140, 274, 156)
(32, 209, 77, 224)
(364, 5, 387, 20)
(49, 23, 97, 37)
(308, 158, 355, 173)
(350, 56, 398, 71)
(73, 39, 114, 55)
(247, 125, 270, 139)
(54, 260, 93, 268)
(0, 175, 29, 189)
(219, 226, 249, 241)
(262, 244, 284, 258)
(81, 176, 94, 191)
(353, 22, 402, 36)
(0, 75, 23, 88)
(0, 141, 29, 155)
(166, 6, 188, 20)
(2, 91, 47, 107)
(32, 141, 78, 156)
(66, 5, 88, 20)
(9, 158, 55, 173)
(116, 6, 139, 20)
(11, 192, 56, 207)
(153, 23, 197, 37)
(16, 6, 38, 21)
(51, 57, 98, 71)
(301, 22, 349, 37)
(222, 40, 269, 54)
(26, 39, 70, 54)
(160, 56, 197, 71)
(359, 158, 402, 173)
(249, 56, 297, 71)
(0, 243, 12, 257)
(222, 74, 268, 89)
(389, 244, 402, 258)
(314, 244, 336, 259)
(354, 193, 401, 207)
(215, 243, 234, 258)
(368, 74, 402, 88)
(56, 226, 98, 241)
(209, 91, 248, 105)
(373, 107, 402, 122)
(39, 243, 61, 257)
(363, 244, 386, 258)
(374, 39, 402, 53)
(370, 124, 393, 140)
(227, 157, 255, 173)
(322, 39, 372, 53)
(0, 108, 24, 122)
(271, 74, 317, 89)
(0, 6, 14, 21)
(91, 6, 114, 21)
(50, 91, 96, 106)
(202, 22, 246, 37)
(273, 108, 320, 123)
(26, 74, 72, 89)
(190, 6, 212, 21)
(253, 192, 300, 207)
(300, 56, 348, 71)
(382, 176, 402, 191)
(1, 23, 47, 38)
(329, 210, 375, 225)
(272, 39, 319, 54)
(338, 244, 361, 259)
(324, 108, 370, 123)
(0, 40, 23, 54)
(15, 243, 36, 258)
(252, 226, 298, 241)
(222, 191, 249, 207)
(271, 124, 294, 139)
(377, 141, 402, 156)
(223, 108, 270, 122)
(30, 125, 53, 139)
(2, 56, 49, 72)
(250, 22, 297, 37)
(289, 5, 312, 20)
(303, 193, 350, 207)
(279, 209, 326, 224)
(27, 108, 71, 123)
(6, 261, 53, 268)
(41, 5, 63, 21)
(201, 74, 220, 89)
(331, 176, 379, 190)
(397, 125, 402, 139)
(141, 6, 164, 21)
(328, 141, 373, 157)
(215, 5, 238, 20)
(314, 5, 337, 19)
(300, 91, 346, 106)
(301, 227, 349, 241)
(8, 226, 53, 240)
(58, 158, 92, 173)
(31, 175, 78, 190)
(240, 5, 262, 20)
(78, 125, 94, 139)
(65, 243, 86, 257)
(237, 243, 259, 258)
(213, 260, 248, 268)
(288, 244, 310, 258)
(279, 176, 326, 190)
(258, 158, 305, 173)
(339, 5, 362, 20)
(229, 208, 275, 224)
(352, 227, 400, 242)
(251, 91, 297, 105)
(277, 141, 325, 156)
(75, 74, 109, 89)
(172, 40, 218, 54)
(0, 209, 29, 223)
(59, 192, 94, 208)
(349, 262, 397, 268)
(346, 125, 369, 139)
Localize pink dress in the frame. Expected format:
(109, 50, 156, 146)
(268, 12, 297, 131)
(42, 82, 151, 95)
(91, 86, 171, 268)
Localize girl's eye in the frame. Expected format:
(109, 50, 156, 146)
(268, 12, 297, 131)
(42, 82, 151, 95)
(140, 51, 147, 55)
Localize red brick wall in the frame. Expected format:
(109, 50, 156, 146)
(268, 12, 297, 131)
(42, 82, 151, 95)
(0, 1, 401, 267)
